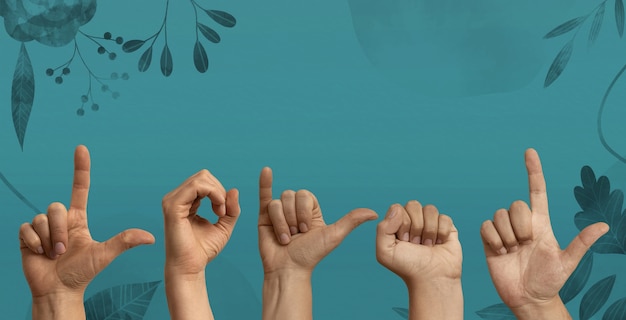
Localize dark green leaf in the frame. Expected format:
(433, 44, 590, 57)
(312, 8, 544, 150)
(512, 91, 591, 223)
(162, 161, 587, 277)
(616, 0, 625, 37)
(544, 16, 586, 38)
(205, 10, 236, 28)
(589, 3, 605, 46)
(138, 47, 153, 72)
(476, 303, 516, 319)
(193, 41, 209, 73)
(123, 40, 145, 53)
(603, 297, 626, 319)
(392, 307, 408, 319)
(12, 43, 35, 150)
(198, 23, 221, 43)
(84, 281, 161, 320)
(560, 251, 593, 304)
(580, 275, 616, 320)
(544, 40, 574, 87)
(582, 166, 596, 189)
(160, 44, 173, 77)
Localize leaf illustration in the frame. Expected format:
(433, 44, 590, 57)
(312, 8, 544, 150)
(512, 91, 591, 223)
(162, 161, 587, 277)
(198, 23, 221, 43)
(589, 3, 605, 46)
(617, 0, 625, 37)
(560, 251, 593, 304)
(84, 281, 161, 320)
(476, 303, 516, 319)
(603, 297, 626, 319)
(392, 307, 408, 319)
(580, 275, 616, 320)
(12, 43, 35, 150)
(205, 10, 236, 28)
(160, 44, 173, 77)
(573, 166, 626, 254)
(138, 47, 153, 72)
(123, 40, 146, 53)
(544, 16, 586, 38)
(544, 40, 573, 87)
(193, 41, 209, 73)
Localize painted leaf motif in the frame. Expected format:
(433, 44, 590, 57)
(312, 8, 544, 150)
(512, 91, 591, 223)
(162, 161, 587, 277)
(475, 303, 516, 319)
(589, 3, 605, 46)
(205, 10, 236, 28)
(544, 16, 586, 38)
(84, 281, 161, 320)
(603, 297, 626, 319)
(12, 43, 35, 150)
(193, 41, 209, 73)
(560, 251, 593, 304)
(580, 275, 616, 320)
(123, 40, 146, 53)
(582, 165, 596, 189)
(160, 44, 173, 77)
(198, 23, 221, 43)
(544, 40, 573, 87)
(617, 0, 625, 37)
(392, 307, 408, 319)
(138, 47, 153, 72)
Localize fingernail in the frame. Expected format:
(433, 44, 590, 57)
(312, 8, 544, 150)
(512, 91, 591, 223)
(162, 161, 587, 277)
(411, 236, 421, 244)
(37, 246, 44, 254)
(423, 238, 433, 247)
(55, 242, 66, 255)
(279, 233, 290, 245)
(401, 232, 409, 242)
(388, 207, 397, 219)
(510, 245, 519, 253)
(289, 226, 298, 235)
(498, 247, 507, 255)
(299, 223, 308, 233)
(436, 239, 443, 244)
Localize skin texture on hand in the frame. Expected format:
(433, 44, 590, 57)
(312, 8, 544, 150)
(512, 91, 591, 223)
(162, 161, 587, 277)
(19, 145, 155, 320)
(258, 167, 378, 320)
(162, 169, 240, 320)
(376, 201, 463, 320)
(481, 148, 610, 320)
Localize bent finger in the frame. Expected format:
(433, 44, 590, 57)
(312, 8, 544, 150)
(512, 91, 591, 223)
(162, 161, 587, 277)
(47, 202, 68, 255)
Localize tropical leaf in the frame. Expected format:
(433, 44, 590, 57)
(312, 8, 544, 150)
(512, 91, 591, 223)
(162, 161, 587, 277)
(573, 166, 626, 254)
(392, 307, 408, 319)
(617, 0, 625, 37)
(122, 40, 146, 53)
(604, 297, 626, 319)
(476, 303, 516, 319)
(160, 44, 173, 77)
(544, 16, 586, 38)
(138, 47, 153, 72)
(198, 23, 221, 43)
(193, 41, 209, 73)
(589, 3, 605, 46)
(205, 10, 236, 28)
(580, 275, 616, 320)
(560, 251, 594, 304)
(544, 40, 574, 87)
(12, 43, 35, 150)
(84, 281, 161, 320)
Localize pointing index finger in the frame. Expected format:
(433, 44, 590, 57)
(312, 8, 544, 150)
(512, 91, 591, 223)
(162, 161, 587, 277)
(70, 145, 91, 213)
(259, 167, 273, 223)
(525, 148, 549, 215)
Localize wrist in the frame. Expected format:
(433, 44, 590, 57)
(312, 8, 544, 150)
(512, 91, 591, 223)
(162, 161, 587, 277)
(510, 296, 572, 320)
(32, 291, 85, 320)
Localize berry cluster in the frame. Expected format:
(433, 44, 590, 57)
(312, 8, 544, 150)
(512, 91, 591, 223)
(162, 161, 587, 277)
(96, 31, 124, 60)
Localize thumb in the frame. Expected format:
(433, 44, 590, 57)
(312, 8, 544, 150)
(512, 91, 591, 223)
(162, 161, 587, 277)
(376, 205, 404, 252)
(100, 228, 155, 269)
(563, 222, 609, 271)
(326, 208, 378, 245)
(215, 188, 241, 236)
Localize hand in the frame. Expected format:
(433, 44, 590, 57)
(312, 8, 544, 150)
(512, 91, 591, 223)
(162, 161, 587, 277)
(376, 201, 462, 286)
(481, 148, 609, 316)
(162, 169, 240, 276)
(19, 145, 155, 301)
(258, 167, 378, 275)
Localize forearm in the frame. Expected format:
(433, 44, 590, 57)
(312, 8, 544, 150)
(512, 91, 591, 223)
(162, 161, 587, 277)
(407, 279, 463, 320)
(165, 270, 213, 320)
(510, 296, 572, 320)
(263, 270, 313, 320)
(32, 292, 85, 320)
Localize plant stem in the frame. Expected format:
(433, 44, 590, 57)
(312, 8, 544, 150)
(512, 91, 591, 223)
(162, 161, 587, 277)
(0, 170, 40, 213)
(598, 62, 626, 164)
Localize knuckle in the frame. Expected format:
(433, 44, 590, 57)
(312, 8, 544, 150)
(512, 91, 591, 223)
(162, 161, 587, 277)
(281, 190, 295, 199)
(493, 208, 508, 220)
(510, 200, 528, 211)
(47, 202, 65, 212)
(32, 213, 48, 226)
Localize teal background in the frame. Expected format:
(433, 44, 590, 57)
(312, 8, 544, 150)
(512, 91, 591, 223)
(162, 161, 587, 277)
(2, 0, 626, 319)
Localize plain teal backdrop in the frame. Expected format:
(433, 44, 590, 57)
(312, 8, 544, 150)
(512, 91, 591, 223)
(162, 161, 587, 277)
(2, 0, 626, 319)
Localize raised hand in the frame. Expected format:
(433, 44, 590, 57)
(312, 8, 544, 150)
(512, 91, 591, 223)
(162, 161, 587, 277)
(162, 169, 240, 320)
(481, 148, 609, 319)
(376, 201, 463, 319)
(19, 145, 155, 319)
